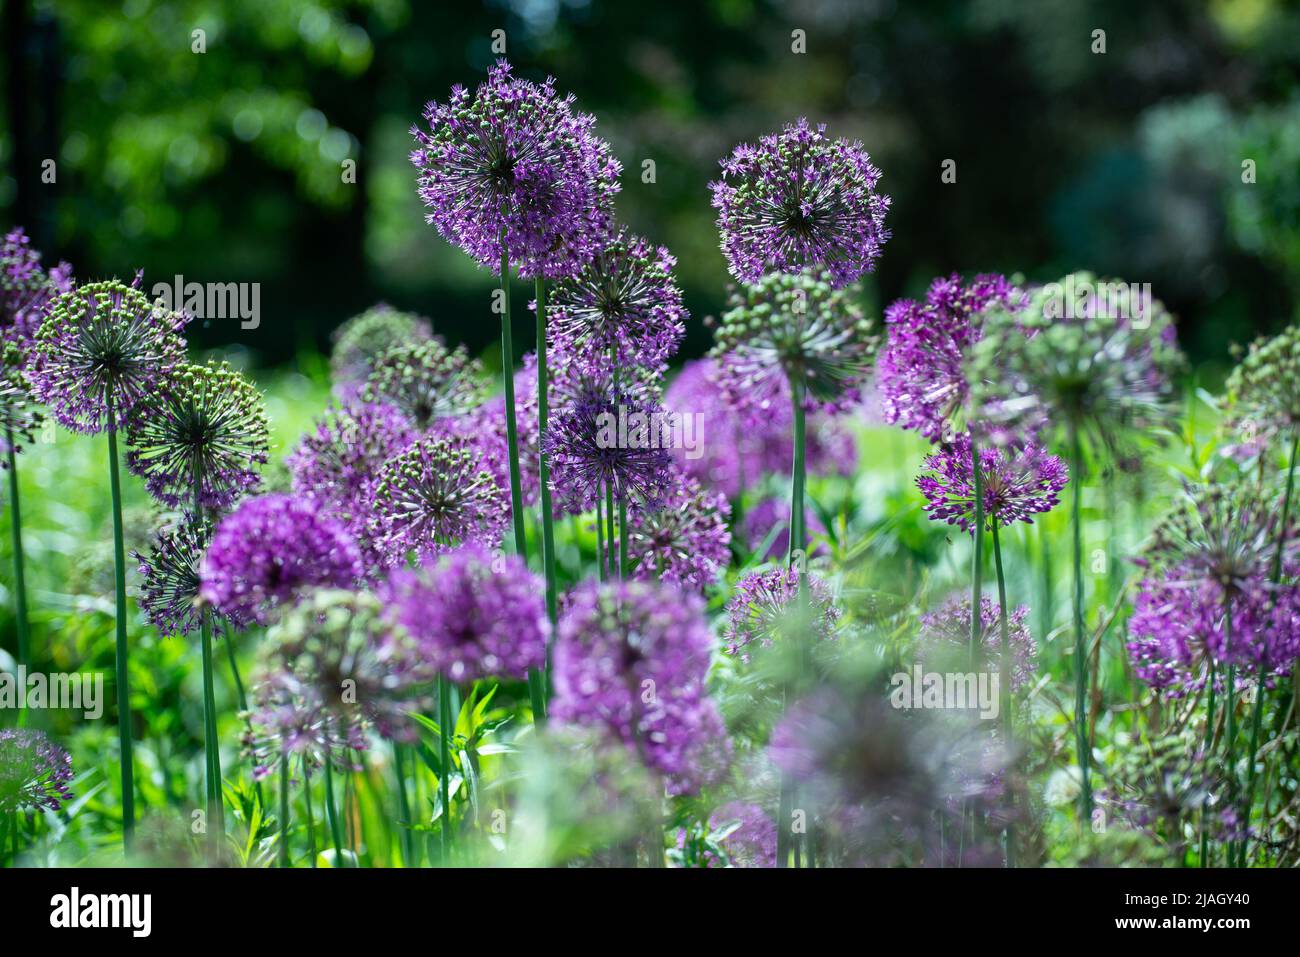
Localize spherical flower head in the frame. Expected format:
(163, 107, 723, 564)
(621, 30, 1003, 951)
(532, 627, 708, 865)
(547, 228, 686, 367)
(664, 358, 856, 498)
(199, 493, 364, 625)
(459, 360, 540, 508)
(710, 117, 891, 288)
(330, 304, 435, 397)
(0, 341, 42, 465)
(244, 669, 367, 780)
(918, 595, 1038, 693)
(0, 728, 75, 813)
(410, 59, 621, 279)
(878, 273, 1023, 442)
(916, 433, 1068, 534)
(135, 514, 250, 637)
(1127, 567, 1300, 694)
(381, 542, 548, 684)
(1222, 323, 1300, 454)
(551, 579, 731, 796)
(1, 227, 73, 346)
(627, 469, 732, 590)
(256, 588, 424, 746)
(709, 270, 878, 417)
(125, 360, 269, 510)
(369, 433, 507, 565)
(31, 278, 188, 434)
(724, 566, 840, 663)
(360, 338, 487, 430)
(543, 384, 675, 514)
(707, 800, 778, 868)
(969, 273, 1184, 452)
(739, 495, 827, 562)
(288, 401, 417, 517)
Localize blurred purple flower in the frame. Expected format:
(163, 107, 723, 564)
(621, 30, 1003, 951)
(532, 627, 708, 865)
(916, 433, 1068, 534)
(627, 469, 732, 590)
(0, 729, 74, 813)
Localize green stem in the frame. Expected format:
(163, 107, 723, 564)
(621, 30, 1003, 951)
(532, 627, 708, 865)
(1200, 658, 1218, 867)
(1068, 425, 1092, 820)
(618, 495, 629, 581)
(595, 486, 607, 583)
(438, 674, 453, 862)
(1223, 595, 1237, 867)
(322, 744, 346, 867)
(200, 609, 223, 852)
(304, 766, 317, 868)
(532, 276, 557, 724)
(279, 760, 291, 867)
(106, 415, 135, 848)
(498, 248, 526, 558)
(393, 743, 415, 866)
(605, 482, 616, 581)
(991, 519, 1015, 868)
(970, 436, 985, 667)
(6, 427, 29, 672)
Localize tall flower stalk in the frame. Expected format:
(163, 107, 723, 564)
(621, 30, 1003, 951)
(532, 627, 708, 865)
(533, 276, 556, 718)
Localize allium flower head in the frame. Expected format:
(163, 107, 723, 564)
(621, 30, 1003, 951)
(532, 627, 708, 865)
(917, 433, 1068, 534)
(360, 338, 486, 430)
(459, 362, 540, 508)
(1222, 323, 1300, 454)
(707, 801, 778, 868)
(288, 401, 417, 517)
(330, 304, 434, 396)
(0, 342, 42, 465)
(256, 588, 423, 747)
(245, 669, 367, 780)
(918, 595, 1038, 692)
(199, 493, 363, 625)
(0, 729, 75, 813)
(878, 273, 1023, 442)
(410, 59, 621, 279)
(664, 358, 857, 498)
(725, 567, 840, 662)
(627, 469, 731, 590)
(134, 514, 250, 637)
(543, 385, 675, 513)
(546, 228, 686, 367)
(31, 279, 188, 433)
(125, 360, 269, 510)
(969, 273, 1183, 451)
(369, 433, 507, 564)
(710, 117, 891, 288)
(709, 270, 877, 416)
(552, 580, 731, 796)
(1, 227, 73, 346)
(382, 542, 548, 684)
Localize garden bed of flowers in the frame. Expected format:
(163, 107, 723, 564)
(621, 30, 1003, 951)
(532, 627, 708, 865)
(2, 57, 1299, 870)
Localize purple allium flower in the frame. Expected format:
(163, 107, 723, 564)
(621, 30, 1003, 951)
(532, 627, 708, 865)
(381, 542, 548, 684)
(916, 433, 1068, 533)
(969, 273, 1184, 452)
(459, 363, 541, 509)
(1127, 481, 1300, 692)
(134, 514, 248, 638)
(627, 469, 732, 590)
(359, 338, 486, 430)
(551, 579, 731, 796)
(664, 358, 857, 499)
(0, 728, 75, 813)
(739, 495, 827, 562)
(330, 304, 435, 397)
(199, 493, 364, 625)
(288, 401, 417, 518)
(543, 384, 675, 514)
(878, 273, 1023, 442)
(710, 117, 890, 288)
(31, 279, 188, 434)
(410, 59, 621, 279)
(708, 800, 778, 868)
(245, 669, 368, 780)
(918, 595, 1038, 693)
(254, 588, 424, 748)
(709, 270, 878, 417)
(369, 433, 508, 565)
(1, 227, 73, 346)
(724, 567, 840, 663)
(124, 360, 269, 510)
(0, 342, 42, 465)
(546, 228, 686, 367)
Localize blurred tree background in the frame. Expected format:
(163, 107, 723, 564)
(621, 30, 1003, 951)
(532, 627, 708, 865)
(3, 0, 1299, 376)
